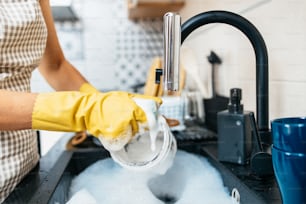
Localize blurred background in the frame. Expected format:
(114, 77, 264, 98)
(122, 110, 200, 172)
(33, 0, 306, 155)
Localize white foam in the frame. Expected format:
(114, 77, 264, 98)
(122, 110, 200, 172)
(68, 150, 232, 204)
(66, 189, 97, 204)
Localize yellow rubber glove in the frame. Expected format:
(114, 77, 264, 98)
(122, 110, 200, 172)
(79, 82, 99, 93)
(32, 91, 162, 140)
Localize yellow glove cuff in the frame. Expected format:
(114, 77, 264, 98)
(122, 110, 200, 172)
(32, 92, 87, 132)
(79, 83, 99, 93)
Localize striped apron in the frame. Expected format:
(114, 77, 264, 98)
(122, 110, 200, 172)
(0, 0, 47, 202)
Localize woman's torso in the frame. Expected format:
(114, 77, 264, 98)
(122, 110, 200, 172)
(0, 0, 47, 202)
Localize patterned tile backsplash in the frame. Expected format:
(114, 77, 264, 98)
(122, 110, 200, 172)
(114, 17, 163, 89)
(31, 0, 163, 92)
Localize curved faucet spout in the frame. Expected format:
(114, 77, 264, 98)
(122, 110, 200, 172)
(181, 10, 270, 143)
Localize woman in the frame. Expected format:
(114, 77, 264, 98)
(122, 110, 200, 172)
(0, 0, 161, 202)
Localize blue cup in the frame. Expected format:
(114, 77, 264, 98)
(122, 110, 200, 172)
(272, 146, 306, 204)
(271, 117, 306, 154)
(271, 117, 306, 204)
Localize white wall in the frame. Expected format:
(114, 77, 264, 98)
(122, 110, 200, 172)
(179, 0, 306, 120)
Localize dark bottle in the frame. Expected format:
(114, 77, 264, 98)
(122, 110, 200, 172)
(217, 88, 252, 165)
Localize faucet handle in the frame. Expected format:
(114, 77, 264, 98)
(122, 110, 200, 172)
(155, 68, 163, 84)
(249, 112, 273, 177)
(163, 12, 181, 92)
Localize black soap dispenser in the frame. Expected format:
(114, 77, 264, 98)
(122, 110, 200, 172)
(217, 88, 252, 165)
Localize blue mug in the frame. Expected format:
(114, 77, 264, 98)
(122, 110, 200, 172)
(271, 117, 306, 153)
(271, 117, 306, 204)
(272, 146, 306, 204)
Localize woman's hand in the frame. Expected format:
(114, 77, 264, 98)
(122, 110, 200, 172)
(32, 91, 161, 139)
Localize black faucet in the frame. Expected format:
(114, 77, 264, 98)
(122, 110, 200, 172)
(181, 10, 270, 145)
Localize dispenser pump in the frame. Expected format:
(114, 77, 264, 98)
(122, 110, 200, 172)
(217, 88, 252, 165)
(228, 88, 243, 113)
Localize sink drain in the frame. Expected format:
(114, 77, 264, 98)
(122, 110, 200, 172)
(155, 194, 177, 204)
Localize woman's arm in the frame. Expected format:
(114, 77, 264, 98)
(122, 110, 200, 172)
(38, 0, 88, 91)
(0, 1, 100, 131)
(0, 90, 37, 130)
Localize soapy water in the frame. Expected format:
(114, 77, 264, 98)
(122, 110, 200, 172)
(67, 150, 233, 204)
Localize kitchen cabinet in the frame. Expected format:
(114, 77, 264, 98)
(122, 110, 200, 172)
(50, 0, 78, 21)
(127, 0, 185, 19)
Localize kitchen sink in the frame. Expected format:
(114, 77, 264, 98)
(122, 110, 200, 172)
(4, 128, 281, 204)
